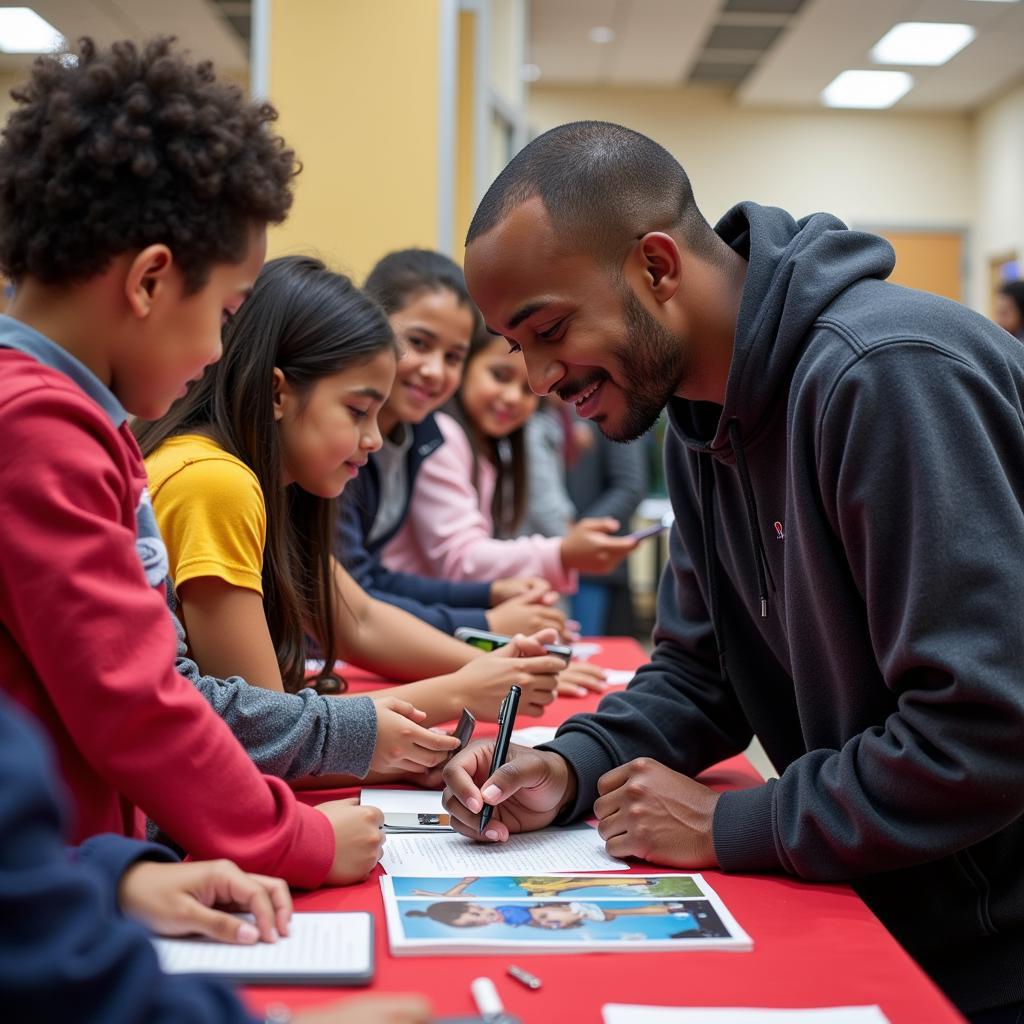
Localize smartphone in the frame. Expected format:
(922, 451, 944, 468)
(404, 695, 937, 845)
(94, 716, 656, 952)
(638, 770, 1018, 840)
(453, 626, 572, 665)
(627, 521, 667, 542)
(627, 510, 675, 542)
(452, 707, 476, 751)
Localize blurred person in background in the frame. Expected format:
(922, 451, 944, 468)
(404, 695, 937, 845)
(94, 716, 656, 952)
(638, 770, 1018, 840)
(994, 280, 1024, 343)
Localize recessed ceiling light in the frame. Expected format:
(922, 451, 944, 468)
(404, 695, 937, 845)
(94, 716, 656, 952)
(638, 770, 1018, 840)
(871, 22, 976, 66)
(521, 63, 541, 82)
(821, 70, 914, 109)
(0, 7, 63, 53)
(587, 26, 615, 44)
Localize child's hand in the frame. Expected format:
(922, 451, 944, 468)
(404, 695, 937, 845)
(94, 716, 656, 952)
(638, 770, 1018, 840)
(560, 517, 638, 574)
(556, 661, 608, 697)
(293, 995, 433, 1024)
(489, 575, 552, 605)
(451, 635, 563, 720)
(486, 588, 567, 637)
(369, 695, 460, 774)
(315, 798, 385, 886)
(117, 859, 292, 944)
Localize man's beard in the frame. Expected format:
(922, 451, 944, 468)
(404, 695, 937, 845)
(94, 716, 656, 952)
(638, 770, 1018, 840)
(602, 286, 687, 443)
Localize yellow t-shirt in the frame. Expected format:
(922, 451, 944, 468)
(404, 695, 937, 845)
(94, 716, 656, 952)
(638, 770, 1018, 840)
(145, 434, 266, 596)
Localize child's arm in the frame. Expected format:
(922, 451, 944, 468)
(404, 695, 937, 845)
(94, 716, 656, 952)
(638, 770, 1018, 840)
(0, 698, 257, 1023)
(173, 612, 377, 779)
(0, 392, 336, 886)
(178, 576, 287, 690)
(330, 557, 483, 680)
(175, 610, 456, 777)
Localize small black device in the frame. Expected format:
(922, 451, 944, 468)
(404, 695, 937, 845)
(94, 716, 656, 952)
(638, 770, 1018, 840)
(451, 707, 476, 754)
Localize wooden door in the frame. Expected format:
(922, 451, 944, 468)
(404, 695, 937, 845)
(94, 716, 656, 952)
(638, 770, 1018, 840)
(874, 229, 964, 302)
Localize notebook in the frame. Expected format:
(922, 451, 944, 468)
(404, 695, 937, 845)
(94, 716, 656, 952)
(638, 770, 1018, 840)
(152, 911, 374, 985)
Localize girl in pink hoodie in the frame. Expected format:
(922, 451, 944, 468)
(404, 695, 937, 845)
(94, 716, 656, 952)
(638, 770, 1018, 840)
(383, 329, 636, 591)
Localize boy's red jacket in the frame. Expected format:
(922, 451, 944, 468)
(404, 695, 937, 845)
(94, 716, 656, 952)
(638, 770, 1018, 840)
(0, 338, 334, 888)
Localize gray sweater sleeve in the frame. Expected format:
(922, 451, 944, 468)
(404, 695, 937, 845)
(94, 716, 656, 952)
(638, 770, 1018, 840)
(521, 410, 574, 537)
(171, 613, 377, 779)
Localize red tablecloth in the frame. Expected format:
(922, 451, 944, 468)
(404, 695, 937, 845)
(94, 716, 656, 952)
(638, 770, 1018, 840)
(245, 638, 963, 1023)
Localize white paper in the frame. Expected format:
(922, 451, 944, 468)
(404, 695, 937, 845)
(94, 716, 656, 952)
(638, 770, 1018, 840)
(571, 642, 603, 660)
(603, 1008, 890, 1024)
(604, 669, 636, 687)
(511, 726, 558, 747)
(380, 824, 627, 875)
(152, 912, 371, 978)
(360, 788, 445, 815)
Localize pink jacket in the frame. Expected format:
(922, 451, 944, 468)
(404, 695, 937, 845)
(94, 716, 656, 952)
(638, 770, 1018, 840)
(382, 412, 576, 593)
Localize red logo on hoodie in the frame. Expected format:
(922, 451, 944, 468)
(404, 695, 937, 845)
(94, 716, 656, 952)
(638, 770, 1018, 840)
(773, 521, 784, 540)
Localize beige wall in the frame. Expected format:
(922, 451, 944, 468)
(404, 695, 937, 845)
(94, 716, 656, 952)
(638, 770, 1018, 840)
(528, 84, 978, 296)
(0, 72, 23, 126)
(971, 79, 1024, 315)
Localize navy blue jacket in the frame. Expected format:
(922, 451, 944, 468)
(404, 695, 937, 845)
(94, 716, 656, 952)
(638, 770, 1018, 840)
(0, 694, 256, 1023)
(545, 203, 1024, 1014)
(336, 414, 492, 633)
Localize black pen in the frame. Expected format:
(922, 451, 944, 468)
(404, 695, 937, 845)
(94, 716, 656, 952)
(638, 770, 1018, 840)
(479, 684, 521, 835)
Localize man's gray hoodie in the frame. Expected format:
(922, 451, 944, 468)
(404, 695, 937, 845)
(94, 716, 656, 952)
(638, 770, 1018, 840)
(545, 202, 1024, 1014)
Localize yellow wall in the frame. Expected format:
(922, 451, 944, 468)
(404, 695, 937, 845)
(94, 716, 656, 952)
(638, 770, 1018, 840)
(267, 0, 443, 282)
(454, 8, 476, 260)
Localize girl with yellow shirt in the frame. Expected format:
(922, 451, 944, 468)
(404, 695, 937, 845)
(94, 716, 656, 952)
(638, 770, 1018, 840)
(136, 256, 562, 727)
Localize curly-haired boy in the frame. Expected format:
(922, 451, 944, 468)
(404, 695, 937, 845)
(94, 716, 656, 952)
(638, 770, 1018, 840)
(0, 37, 381, 893)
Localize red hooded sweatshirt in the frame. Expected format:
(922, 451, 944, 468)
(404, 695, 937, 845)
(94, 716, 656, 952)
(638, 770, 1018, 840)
(0, 321, 334, 888)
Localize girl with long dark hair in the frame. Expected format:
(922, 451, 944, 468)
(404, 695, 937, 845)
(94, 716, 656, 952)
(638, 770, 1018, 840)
(382, 328, 637, 590)
(339, 248, 569, 637)
(135, 256, 561, 724)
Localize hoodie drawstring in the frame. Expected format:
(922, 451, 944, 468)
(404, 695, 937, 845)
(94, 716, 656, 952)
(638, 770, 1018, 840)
(728, 419, 771, 619)
(697, 423, 772, 681)
(697, 452, 728, 681)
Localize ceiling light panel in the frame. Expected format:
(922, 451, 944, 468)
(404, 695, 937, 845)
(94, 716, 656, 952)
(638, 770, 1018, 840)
(821, 69, 913, 108)
(870, 22, 976, 66)
(0, 7, 63, 53)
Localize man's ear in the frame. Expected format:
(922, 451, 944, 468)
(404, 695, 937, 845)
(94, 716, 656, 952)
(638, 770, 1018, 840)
(271, 366, 289, 422)
(124, 244, 175, 319)
(633, 232, 682, 303)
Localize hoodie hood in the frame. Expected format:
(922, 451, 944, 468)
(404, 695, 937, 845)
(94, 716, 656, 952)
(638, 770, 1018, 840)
(673, 202, 896, 455)
(668, 203, 897, 626)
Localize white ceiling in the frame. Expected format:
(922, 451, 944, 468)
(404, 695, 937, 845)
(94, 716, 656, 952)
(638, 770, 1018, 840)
(528, 0, 1024, 111)
(530, 0, 723, 86)
(3, 1, 1022, 113)
(0, 0, 248, 77)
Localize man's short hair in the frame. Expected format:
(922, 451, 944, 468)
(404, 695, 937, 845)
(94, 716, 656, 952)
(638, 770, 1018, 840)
(466, 120, 716, 263)
(0, 36, 297, 291)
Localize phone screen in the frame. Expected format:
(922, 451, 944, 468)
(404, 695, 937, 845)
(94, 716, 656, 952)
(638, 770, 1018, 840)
(466, 636, 503, 653)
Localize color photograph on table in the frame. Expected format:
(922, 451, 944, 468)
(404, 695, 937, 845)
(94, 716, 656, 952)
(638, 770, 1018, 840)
(381, 873, 752, 954)
(389, 873, 706, 900)
(400, 898, 729, 939)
